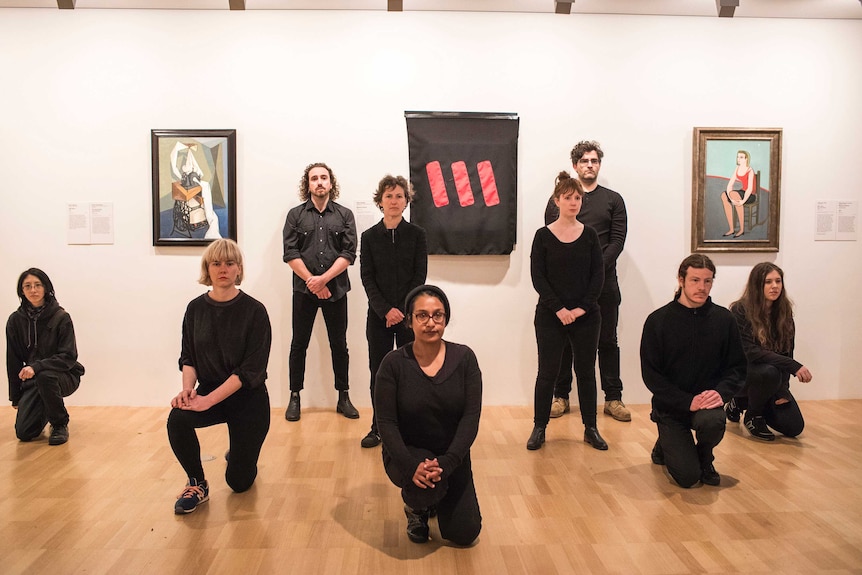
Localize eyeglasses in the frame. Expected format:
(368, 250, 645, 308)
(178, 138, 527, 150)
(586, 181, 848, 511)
(578, 158, 601, 165)
(412, 311, 446, 324)
(22, 283, 44, 291)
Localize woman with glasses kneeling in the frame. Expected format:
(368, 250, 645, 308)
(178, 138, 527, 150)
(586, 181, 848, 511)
(727, 262, 811, 441)
(167, 239, 272, 514)
(528, 171, 607, 451)
(375, 285, 482, 545)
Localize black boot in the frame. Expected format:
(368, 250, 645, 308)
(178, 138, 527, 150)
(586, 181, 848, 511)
(584, 426, 608, 450)
(526, 425, 546, 450)
(337, 390, 359, 419)
(404, 506, 430, 543)
(285, 391, 301, 421)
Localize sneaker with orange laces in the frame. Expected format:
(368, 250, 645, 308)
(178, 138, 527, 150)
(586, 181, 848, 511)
(174, 478, 209, 514)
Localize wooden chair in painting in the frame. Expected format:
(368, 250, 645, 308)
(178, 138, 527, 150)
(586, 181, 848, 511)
(170, 180, 209, 237)
(742, 170, 762, 231)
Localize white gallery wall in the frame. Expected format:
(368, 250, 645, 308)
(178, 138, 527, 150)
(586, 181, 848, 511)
(0, 8, 860, 409)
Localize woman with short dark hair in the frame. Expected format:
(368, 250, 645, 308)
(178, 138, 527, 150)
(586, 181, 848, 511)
(6, 268, 84, 445)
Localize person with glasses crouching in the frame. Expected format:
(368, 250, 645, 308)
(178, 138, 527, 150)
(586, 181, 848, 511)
(7, 268, 84, 445)
(375, 285, 482, 545)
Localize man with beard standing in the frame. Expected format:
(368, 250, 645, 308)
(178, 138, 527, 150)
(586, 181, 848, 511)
(282, 162, 358, 422)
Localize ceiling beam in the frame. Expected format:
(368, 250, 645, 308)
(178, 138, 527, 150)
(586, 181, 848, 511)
(555, 1, 573, 15)
(388, 0, 403, 11)
(229, 0, 245, 9)
(57, 0, 75, 8)
(716, 0, 738, 18)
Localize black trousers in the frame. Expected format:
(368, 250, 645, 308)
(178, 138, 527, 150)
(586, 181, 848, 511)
(744, 363, 804, 437)
(366, 309, 414, 432)
(15, 370, 79, 441)
(534, 306, 600, 427)
(166, 386, 270, 493)
(383, 447, 482, 546)
(289, 292, 349, 392)
(653, 407, 726, 488)
(553, 288, 623, 402)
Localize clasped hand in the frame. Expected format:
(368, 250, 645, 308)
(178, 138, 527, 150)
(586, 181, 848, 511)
(305, 276, 331, 299)
(413, 458, 443, 489)
(690, 389, 723, 411)
(171, 388, 210, 411)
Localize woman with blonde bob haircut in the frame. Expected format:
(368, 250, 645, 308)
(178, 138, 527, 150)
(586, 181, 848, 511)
(167, 239, 273, 514)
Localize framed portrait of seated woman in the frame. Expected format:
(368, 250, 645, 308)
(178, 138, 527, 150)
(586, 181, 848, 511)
(691, 127, 781, 253)
(151, 129, 237, 246)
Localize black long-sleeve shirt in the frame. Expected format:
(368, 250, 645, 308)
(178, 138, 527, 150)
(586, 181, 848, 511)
(530, 225, 604, 315)
(179, 291, 272, 397)
(360, 219, 428, 319)
(375, 342, 482, 483)
(730, 302, 802, 382)
(282, 199, 357, 301)
(545, 184, 627, 285)
(640, 297, 746, 418)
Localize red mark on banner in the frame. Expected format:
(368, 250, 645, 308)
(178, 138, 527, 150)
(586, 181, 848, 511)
(451, 161, 474, 207)
(476, 160, 500, 206)
(425, 161, 449, 207)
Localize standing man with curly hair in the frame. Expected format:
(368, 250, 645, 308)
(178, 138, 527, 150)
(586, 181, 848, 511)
(282, 162, 358, 422)
(544, 141, 630, 422)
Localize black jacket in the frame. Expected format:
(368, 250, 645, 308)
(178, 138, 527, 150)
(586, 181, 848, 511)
(360, 219, 428, 319)
(6, 299, 84, 405)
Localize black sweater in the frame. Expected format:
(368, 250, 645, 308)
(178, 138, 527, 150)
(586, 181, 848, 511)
(360, 218, 428, 319)
(544, 184, 627, 280)
(731, 302, 802, 384)
(640, 297, 746, 417)
(179, 291, 272, 397)
(530, 225, 604, 315)
(375, 342, 482, 483)
(6, 299, 84, 405)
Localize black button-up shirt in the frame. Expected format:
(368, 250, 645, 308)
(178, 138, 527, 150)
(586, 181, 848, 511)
(282, 199, 357, 301)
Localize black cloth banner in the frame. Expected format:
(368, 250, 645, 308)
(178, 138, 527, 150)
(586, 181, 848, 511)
(406, 112, 519, 255)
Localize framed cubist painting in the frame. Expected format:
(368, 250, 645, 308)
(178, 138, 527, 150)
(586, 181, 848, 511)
(151, 129, 237, 246)
(691, 127, 781, 252)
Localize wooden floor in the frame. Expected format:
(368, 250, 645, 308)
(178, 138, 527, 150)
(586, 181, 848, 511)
(1, 401, 861, 574)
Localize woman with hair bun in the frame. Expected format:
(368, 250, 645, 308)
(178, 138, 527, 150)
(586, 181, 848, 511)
(527, 171, 606, 451)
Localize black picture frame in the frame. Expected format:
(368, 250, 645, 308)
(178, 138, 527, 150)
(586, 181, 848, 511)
(151, 129, 237, 246)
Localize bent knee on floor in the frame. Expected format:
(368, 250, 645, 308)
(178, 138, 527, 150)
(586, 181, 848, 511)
(442, 521, 481, 547)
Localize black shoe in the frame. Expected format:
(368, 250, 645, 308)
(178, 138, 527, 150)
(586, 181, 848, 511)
(336, 391, 359, 419)
(526, 425, 546, 450)
(360, 429, 381, 448)
(404, 506, 430, 543)
(651, 440, 664, 465)
(48, 425, 69, 446)
(744, 414, 775, 441)
(224, 450, 230, 462)
(584, 426, 608, 451)
(701, 464, 721, 486)
(285, 392, 301, 421)
(724, 397, 741, 423)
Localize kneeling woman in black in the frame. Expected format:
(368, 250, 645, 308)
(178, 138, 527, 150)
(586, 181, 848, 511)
(375, 285, 482, 545)
(167, 239, 272, 514)
(728, 262, 812, 440)
(528, 171, 606, 451)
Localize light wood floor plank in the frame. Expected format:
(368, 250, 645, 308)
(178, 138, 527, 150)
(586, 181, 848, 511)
(1, 401, 861, 574)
